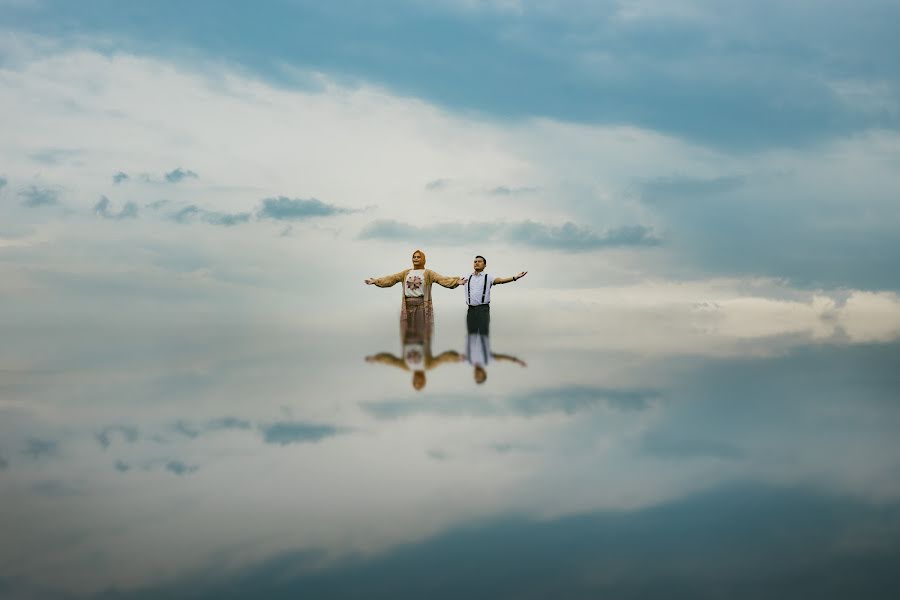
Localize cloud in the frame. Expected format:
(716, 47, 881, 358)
(427, 449, 448, 461)
(165, 460, 199, 476)
(640, 175, 746, 198)
(22, 438, 59, 459)
(425, 179, 449, 191)
(172, 420, 200, 439)
(362, 395, 495, 420)
(505, 221, 660, 251)
(172, 417, 253, 439)
(32, 480, 78, 497)
(8, 1, 898, 150)
(96, 425, 140, 450)
(0, 455, 8, 470)
(0, 177, 7, 191)
(114, 460, 130, 472)
(637, 170, 900, 290)
(170, 205, 251, 227)
(209, 416, 252, 430)
(29, 148, 80, 165)
(94, 196, 139, 220)
(164, 168, 199, 183)
(101, 484, 900, 600)
(488, 185, 538, 196)
(490, 442, 536, 454)
(112, 170, 197, 184)
(358, 219, 661, 251)
(260, 422, 340, 445)
(364, 385, 658, 420)
(255, 196, 351, 221)
(508, 385, 658, 416)
(639, 432, 745, 461)
(145, 199, 168, 210)
(18, 185, 58, 207)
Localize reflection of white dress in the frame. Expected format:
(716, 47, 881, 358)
(465, 334, 491, 367)
(404, 343, 425, 370)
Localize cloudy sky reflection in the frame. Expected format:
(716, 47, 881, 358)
(3, 1, 900, 597)
(2, 314, 899, 598)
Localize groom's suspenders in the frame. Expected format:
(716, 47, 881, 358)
(467, 274, 491, 306)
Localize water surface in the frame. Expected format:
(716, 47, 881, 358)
(2, 305, 900, 599)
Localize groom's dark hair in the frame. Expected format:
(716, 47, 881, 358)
(475, 255, 487, 265)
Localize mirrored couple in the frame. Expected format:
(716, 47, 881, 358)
(364, 249, 528, 389)
(364, 320, 526, 390)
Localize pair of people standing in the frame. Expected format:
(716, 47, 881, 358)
(364, 250, 527, 334)
(364, 250, 527, 390)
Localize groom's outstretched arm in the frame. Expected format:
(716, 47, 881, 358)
(493, 271, 528, 285)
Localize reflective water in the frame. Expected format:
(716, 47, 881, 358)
(2, 304, 900, 599)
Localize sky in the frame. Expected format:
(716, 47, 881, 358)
(3, 1, 900, 597)
(2, 0, 900, 311)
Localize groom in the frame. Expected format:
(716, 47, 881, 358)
(460, 255, 527, 335)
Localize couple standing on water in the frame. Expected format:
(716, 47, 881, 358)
(364, 249, 527, 335)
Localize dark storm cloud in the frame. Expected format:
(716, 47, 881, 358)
(94, 196, 139, 220)
(170, 205, 251, 227)
(18, 185, 59, 207)
(259, 422, 340, 445)
(255, 196, 351, 221)
(164, 168, 199, 183)
(358, 219, 660, 251)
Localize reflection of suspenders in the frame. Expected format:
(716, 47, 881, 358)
(467, 273, 490, 305)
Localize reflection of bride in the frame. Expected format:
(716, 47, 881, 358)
(365, 317, 459, 391)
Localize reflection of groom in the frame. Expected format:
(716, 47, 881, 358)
(457, 332, 526, 384)
(461, 255, 527, 335)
